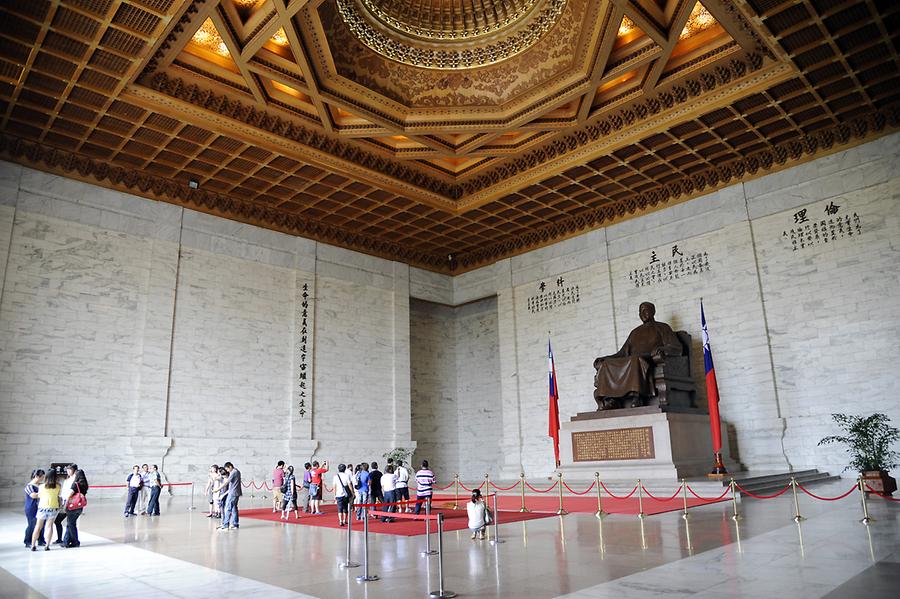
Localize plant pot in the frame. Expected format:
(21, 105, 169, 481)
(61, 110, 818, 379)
(862, 470, 897, 497)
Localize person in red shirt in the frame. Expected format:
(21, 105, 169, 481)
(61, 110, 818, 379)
(309, 461, 328, 515)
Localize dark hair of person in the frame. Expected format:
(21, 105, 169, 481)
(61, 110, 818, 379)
(277, 460, 285, 467)
(287, 465, 294, 475)
(218, 468, 227, 475)
(471, 489, 482, 504)
(304, 462, 311, 469)
(152, 464, 158, 470)
(338, 463, 346, 473)
(67, 463, 78, 472)
(224, 462, 233, 469)
(385, 465, 394, 473)
(44, 469, 58, 488)
(362, 463, 369, 471)
(211, 464, 218, 470)
(421, 460, 429, 468)
(371, 462, 378, 469)
(142, 464, 148, 468)
(312, 461, 319, 467)
(387, 458, 393, 464)
(133, 465, 139, 470)
(32, 468, 45, 479)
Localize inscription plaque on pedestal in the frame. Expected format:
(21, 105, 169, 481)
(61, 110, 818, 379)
(572, 426, 655, 461)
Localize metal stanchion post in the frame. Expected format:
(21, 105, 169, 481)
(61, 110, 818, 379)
(421, 501, 438, 556)
(790, 477, 805, 522)
(556, 473, 568, 515)
(594, 472, 607, 519)
(453, 474, 460, 510)
(680, 479, 690, 520)
(484, 473, 490, 499)
(858, 476, 874, 525)
(355, 507, 379, 582)
(519, 472, 529, 513)
(429, 513, 457, 598)
(637, 479, 645, 519)
(188, 482, 196, 511)
(730, 479, 742, 521)
(490, 492, 505, 545)
(340, 506, 360, 569)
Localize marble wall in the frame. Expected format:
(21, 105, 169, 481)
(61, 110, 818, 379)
(0, 163, 413, 502)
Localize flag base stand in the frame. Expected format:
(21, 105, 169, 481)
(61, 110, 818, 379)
(707, 452, 728, 478)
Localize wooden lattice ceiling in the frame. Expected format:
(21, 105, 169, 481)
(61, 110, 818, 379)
(0, 0, 898, 273)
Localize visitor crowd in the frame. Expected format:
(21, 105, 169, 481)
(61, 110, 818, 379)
(24, 464, 88, 551)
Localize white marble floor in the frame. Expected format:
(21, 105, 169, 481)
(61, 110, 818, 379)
(1, 481, 897, 599)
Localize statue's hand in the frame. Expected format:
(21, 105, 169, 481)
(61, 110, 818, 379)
(651, 348, 666, 361)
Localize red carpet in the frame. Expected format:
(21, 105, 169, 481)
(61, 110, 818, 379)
(242, 492, 726, 536)
(242, 504, 551, 536)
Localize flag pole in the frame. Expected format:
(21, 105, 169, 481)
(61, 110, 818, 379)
(701, 299, 728, 478)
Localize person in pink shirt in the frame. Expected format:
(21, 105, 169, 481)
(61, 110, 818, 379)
(272, 461, 285, 513)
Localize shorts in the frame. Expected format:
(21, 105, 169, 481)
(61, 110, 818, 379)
(274, 489, 284, 504)
(37, 508, 59, 521)
(336, 496, 349, 513)
(309, 483, 320, 499)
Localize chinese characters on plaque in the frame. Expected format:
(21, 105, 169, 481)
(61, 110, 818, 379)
(628, 244, 710, 288)
(526, 276, 581, 314)
(297, 282, 310, 418)
(782, 201, 862, 251)
(572, 427, 655, 461)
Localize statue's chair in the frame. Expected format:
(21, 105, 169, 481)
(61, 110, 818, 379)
(649, 331, 698, 410)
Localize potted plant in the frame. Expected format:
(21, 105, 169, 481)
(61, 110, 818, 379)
(382, 447, 414, 467)
(819, 413, 899, 496)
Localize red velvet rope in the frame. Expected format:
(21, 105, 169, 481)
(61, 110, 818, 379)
(797, 483, 857, 501)
(241, 481, 272, 491)
(864, 483, 900, 501)
(686, 484, 731, 502)
(599, 481, 638, 499)
(734, 483, 791, 499)
(489, 481, 520, 491)
(433, 482, 455, 490)
(562, 481, 596, 496)
(459, 480, 486, 492)
(641, 484, 683, 502)
(525, 481, 558, 493)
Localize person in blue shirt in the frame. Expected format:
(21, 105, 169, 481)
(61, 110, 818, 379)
(355, 463, 371, 521)
(24, 469, 44, 548)
(124, 465, 143, 517)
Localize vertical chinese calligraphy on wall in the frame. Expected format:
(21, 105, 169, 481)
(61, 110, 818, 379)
(526, 276, 581, 314)
(782, 201, 862, 251)
(628, 244, 711, 288)
(293, 277, 314, 425)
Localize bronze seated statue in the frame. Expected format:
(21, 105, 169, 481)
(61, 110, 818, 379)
(593, 302, 697, 411)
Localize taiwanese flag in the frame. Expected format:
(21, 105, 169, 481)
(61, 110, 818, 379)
(548, 339, 561, 467)
(701, 301, 723, 455)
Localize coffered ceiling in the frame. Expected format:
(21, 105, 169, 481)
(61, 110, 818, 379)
(1, 0, 898, 272)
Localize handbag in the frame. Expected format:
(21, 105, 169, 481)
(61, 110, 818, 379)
(67, 482, 87, 511)
(484, 505, 493, 524)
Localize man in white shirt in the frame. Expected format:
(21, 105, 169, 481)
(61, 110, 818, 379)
(395, 461, 411, 512)
(332, 464, 354, 527)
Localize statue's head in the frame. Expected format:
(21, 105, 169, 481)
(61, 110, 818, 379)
(638, 302, 656, 323)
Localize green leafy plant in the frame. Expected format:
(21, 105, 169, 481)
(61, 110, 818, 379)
(818, 413, 900, 472)
(382, 447, 413, 466)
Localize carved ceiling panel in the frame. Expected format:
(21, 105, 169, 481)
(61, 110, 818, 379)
(0, 0, 898, 272)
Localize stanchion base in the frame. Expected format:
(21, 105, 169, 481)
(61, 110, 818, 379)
(339, 562, 360, 569)
(356, 575, 379, 582)
(421, 550, 439, 556)
(860, 517, 874, 525)
(187, 507, 197, 511)
(595, 510, 608, 519)
(637, 513, 646, 519)
(429, 591, 458, 598)
(519, 508, 531, 513)
(793, 515, 806, 522)
(490, 539, 506, 545)
(556, 509, 568, 516)
(680, 512, 690, 520)
(731, 515, 742, 521)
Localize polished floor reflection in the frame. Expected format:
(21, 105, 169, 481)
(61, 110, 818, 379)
(0, 480, 897, 599)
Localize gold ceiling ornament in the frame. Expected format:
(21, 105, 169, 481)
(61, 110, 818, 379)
(335, 0, 567, 69)
(680, 2, 718, 40)
(191, 18, 230, 57)
(359, 0, 540, 41)
(270, 27, 289, 46)
(618, 15, 637, 37)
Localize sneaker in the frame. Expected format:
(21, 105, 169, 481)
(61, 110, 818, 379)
(471, 532, 477, 539)
(216, 526, 229, 531)
(314, 511, 324, 515)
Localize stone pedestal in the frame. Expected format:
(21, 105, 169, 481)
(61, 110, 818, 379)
(558, 407, 734, 482)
